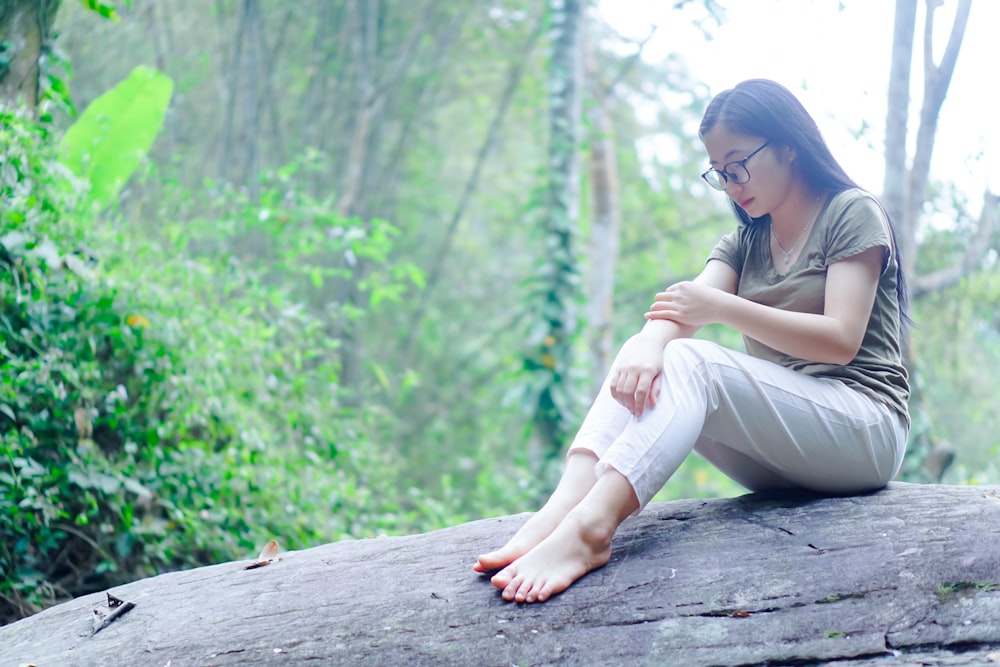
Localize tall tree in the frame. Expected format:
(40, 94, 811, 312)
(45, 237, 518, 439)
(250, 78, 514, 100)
(582, 22, 657, 393)
(882, 0, 998, 481)
(584, 33, 621, 394)
(903, 0, 972, 260)
(217, 0, 265, 199)
(882, 0, 917, 233)
(883, 0, 989, 312)
(530, 0, 584, 460)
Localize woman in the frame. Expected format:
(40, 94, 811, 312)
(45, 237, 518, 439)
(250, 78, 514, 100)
(473, 79, 910, 604)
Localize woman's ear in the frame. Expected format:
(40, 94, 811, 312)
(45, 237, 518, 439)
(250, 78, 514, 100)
(782, 146, 797, 164)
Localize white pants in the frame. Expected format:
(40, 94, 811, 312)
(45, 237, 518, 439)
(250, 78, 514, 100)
(568, 338, 908, 511)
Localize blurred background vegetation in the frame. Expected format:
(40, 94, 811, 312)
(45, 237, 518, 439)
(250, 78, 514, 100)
(1, 0, 997, 624)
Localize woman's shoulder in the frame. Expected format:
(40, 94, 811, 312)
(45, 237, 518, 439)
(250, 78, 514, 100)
(819, 188, 895, 263)
(826, 188, 884, 218)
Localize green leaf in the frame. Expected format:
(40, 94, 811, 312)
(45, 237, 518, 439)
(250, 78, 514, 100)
(42, 72, 78, 118)
(78, 0, 121, 22)
(13, 457, 46, 478)
(122, 477, 152, 499)
(58, 65, 173, 211)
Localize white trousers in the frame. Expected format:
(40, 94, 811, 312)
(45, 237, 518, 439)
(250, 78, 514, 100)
(568, 338, 908, 511)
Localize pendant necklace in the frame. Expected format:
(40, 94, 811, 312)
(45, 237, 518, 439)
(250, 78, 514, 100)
(772, 202, 821, 266)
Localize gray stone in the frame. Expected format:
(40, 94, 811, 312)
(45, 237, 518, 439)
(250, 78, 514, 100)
(3, 482, 1000, 666)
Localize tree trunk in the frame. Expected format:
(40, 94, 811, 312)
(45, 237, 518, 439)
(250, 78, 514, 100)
(533, 0, 584, 460)
(335, 0, 377, 220)
(883, 0, 985, 483)
(885, 0, 975, 308)
(903, 0, 972, 257)
(216, 0, 247, 184)
(240, 0, 262, 201)
(0, 0, 61, 114)
(5, 484, 1000, 666)
(584, 57, 620, 394)
(882, 0, 917, 243)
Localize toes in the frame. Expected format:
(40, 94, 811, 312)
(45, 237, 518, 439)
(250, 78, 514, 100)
(475, 548, 517, 573)
(512, 578, 533, 603)
(491, 567, 514, 590)
(474, 552, 498, 572)
(502, 575, 525, 601)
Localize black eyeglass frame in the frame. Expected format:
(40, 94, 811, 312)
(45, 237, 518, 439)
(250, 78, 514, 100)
(701, 141, 770, 191)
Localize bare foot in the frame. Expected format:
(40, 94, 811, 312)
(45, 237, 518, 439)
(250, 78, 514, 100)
(473, 496, 576, 573)
(490, 512, 614, 603)
(474, 452, 599, 573)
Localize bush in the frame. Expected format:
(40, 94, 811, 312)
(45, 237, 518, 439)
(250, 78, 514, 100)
(0, 112, 418, 624)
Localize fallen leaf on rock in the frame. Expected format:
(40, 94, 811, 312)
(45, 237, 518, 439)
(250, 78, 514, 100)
(984, 490, 1000, 503)
(245, 539, 283, 569)
(91, 592, 136, 635)
(987, 651, 1000, 663)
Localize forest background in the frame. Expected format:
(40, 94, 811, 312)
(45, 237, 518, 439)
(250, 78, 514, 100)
(1, 0, 997, 625)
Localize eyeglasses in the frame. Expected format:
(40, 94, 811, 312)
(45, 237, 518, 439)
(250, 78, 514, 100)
(701, 142, 770, 191)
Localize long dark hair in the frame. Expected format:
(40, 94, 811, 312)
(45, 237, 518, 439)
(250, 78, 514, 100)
(699, 78, 909, 318)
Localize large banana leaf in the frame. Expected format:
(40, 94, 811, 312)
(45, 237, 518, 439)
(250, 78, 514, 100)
(59, 65, 173, 211)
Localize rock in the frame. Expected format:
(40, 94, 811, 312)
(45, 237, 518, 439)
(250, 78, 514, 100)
(3, 482, 1000, 666)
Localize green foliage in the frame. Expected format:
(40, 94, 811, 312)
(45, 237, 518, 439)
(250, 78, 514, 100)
(515, 168, 585, 461)
(1, 73, 187, 626)
(0, 110, 425, 622)
(906, 268, 1000, 484)
(78, 0, 125, 23)
(59, 66, 173, 211)
(3, 0, 992, 630)
(1, 108, 162, 620)
(38, 45, 77, 123)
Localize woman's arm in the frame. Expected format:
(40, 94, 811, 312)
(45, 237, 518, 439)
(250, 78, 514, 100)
(609, 259, 738, 416)
(636, 259, 738, 346)
(646, 246, 883, 365)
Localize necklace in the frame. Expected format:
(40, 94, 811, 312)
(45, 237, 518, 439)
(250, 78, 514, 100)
(771, 202, 821, 266)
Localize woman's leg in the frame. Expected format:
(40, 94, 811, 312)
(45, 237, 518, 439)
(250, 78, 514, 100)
(489, 338, 905, 601)
(492, 466, 639, 603)
(474, 450, 599, 572)
(597, 337, 906, 511)
(474, 373, 635, 573)
(692, 437, 801, 492)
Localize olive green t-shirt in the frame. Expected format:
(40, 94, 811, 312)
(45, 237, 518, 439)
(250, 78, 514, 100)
(707, 188, 910, 426)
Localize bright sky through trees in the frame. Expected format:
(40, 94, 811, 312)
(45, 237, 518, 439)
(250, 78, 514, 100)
(600, 0, 996, 216)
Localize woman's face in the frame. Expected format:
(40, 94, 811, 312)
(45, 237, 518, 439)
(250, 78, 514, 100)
(701, 123, 797, 218)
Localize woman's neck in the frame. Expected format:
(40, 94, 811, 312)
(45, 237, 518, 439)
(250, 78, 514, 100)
(769, 186, 826, 235)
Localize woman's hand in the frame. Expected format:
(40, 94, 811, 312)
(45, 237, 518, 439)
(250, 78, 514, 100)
(645, 281, 726, 328)
(608, 332, 666, 418)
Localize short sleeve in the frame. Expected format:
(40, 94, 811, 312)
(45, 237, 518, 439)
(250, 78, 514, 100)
(824, 192, 893, 273)
(707, 227, 745, 275)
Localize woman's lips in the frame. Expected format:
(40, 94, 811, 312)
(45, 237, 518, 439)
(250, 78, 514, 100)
(739, 197, 754, 209)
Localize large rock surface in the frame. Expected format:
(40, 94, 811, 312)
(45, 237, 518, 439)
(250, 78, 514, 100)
(4, 482, 1000, 666)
